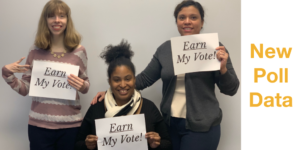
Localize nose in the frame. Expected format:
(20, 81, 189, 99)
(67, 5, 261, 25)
(55, 16, 60, 22)
(183, 18, 191, 24)
(120, 80, 126, 88)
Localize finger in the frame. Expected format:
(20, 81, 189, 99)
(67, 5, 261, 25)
(70, 74, 84, 83)
(92, 93, 101, 105)
(86, 138, 97, 143)
(151, 136, 161, 141)
(146, 132, 159, 137)
(16, 57, 26, 64)
(87, 135, 98, 139)
(88, 136, 98, 141)
(86, 137, 96, 141)
(68, 76, 84, 88)
(91, 98, 97, 105)
(68, 74, 83, 82)
(19, 69, 28, 73)
(86, 139, 97, 144)
(87, 135, 97, 139)
(216, 52, 227, 60)
(68, 77, 83, 87)
(215, 46, 225, 50)
(68, 80, 80, 90)
(148, 135, 159, 141)
(98, 92, 105, 102)
(17, 64, 31, 68)
(216, 50, 226, 55)
(16, 66, 29, 71)
(218, 53, 227, 60)
(217, 54, 224, 59)
(68, 79, 83, 90)
(154, 141, 160, 146)
(149, 135, 157, 140)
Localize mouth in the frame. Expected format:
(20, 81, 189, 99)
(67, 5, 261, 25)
(183, 27, 193, 32)
(52, 25, 62, 31)
(118, 89, 129, 95)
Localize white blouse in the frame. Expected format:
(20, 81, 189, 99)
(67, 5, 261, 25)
(171, 74, 186, 118)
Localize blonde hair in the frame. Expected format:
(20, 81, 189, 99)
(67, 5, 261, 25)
(34, 0, 81, 51)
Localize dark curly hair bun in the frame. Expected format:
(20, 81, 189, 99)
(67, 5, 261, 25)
(101, 40, 134, 64)
(100, 40, 136, 78)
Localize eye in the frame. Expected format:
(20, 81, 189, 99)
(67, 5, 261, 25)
(48, 15, 54, 18)
(113, 78, 120, 82)
(178, 16, 185, 20)
(125, 77, 132, 81)
(191, 16, 197, 20)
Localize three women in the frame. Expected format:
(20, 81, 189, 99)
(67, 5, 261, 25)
(2, 0, 239, 150)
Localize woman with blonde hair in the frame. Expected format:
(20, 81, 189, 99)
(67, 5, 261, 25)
(2, 0, 89, 149)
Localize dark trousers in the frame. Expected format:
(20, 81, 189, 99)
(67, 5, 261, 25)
(28, 125, 79, 150)
(169, 117, 221, 150)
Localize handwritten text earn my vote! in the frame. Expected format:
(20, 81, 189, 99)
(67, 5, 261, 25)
(100, 123, 143, 148)
(250, 44, 292, 107)
(34, 67, 72, 89)
(177, 41, 217, 65)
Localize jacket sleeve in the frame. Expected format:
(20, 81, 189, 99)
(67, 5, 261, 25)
(150, 102, 172, 150)
(2, 50, 34, 96)
(135, 48, 162, 90)
(214, 42, 240, 96)
(75, 105, 96, 150)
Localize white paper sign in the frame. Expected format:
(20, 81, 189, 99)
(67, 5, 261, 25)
(29, 61, 79, 100)
(95, 114, 148, 150)
(171, 33, 220, 75)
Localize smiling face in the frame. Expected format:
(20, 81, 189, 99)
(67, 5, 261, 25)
(109, 65, 136, 106)
(47, 10, 67, 36)
(176, 6, 203, 36)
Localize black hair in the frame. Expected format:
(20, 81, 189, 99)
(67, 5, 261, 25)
(100, 40, 135, 78)
(174, 0, 205, 23)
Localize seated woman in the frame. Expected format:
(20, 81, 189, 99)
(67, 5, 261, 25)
(75, 40, 172, 150)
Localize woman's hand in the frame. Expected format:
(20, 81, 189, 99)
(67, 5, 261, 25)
(91, 91, 105, 105)
(68, 74, 86, 92)
(145, 132, 161, 149)
(216, 46, 228, 74)
(5, 57, 30, 73)
(85, 135, 98, 150)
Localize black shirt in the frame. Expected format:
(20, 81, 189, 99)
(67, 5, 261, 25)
(75, 98, 172, 150)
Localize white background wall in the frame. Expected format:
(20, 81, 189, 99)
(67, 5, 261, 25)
(0, 0, 240, 149)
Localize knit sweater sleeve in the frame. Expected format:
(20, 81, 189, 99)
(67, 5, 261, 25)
(76, 47, 90, 94)
(135, 47, 162, 90)
(215, 42, 240, 96)
(2, 50, 34, 96)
